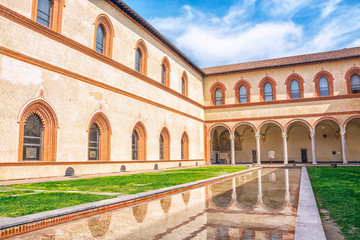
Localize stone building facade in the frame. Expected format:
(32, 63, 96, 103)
(0, 0, 359, 180)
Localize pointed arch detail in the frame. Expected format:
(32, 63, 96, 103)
(181, 132, 189, 160)
(132, 121, 147, 160)
(94, 14, 114, 58)
(135, 39, 148, 75)
(159, 127, 171, 160)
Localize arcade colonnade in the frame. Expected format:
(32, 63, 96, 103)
(208, 116, 360, 165)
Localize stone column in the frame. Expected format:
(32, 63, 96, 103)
(282, 132, 288, 164)
(257, 170, 264, 207)
(230, 134, 235, 165)
(255, 132, 261, 164)
(207, 136, 212, 164)
(310, 130, 317, 164)
(340, 129, 348, 164)
(232, 177, 237, 200)
(285, 169, 290, 203)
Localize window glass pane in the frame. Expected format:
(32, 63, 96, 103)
(319, 77, 329, 96)
(37, 0, 51, 27)
(23, 114, 43, 161)
(88, 124, 99, 160)
(350, 74, 360, 94)
(132, 131, 138, 160)
(264, 82, 273, 101)
(182, 77, 185, 95)
(181, 139, 184, 160)
(215, 88, 223, 105)
(239, 85, 247, 103)
(96, 25, 105, 54)
(161, 65, 166, 84)
(290, 80, 300, 99)
(136, 49, 142, 72)
(159, 134, 164, 160)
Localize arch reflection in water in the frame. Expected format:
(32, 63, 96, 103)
(182, 191, 190, 206)
(87, 212, 112, 238)
(13, 169, 301, 240)
(132, 203, 148, 223)
(160, 196, 172, 213)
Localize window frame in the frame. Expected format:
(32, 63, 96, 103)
(132, 122, 147, 161)
(134, 39, 148, 75)
(234, 79, 251, 104)
(285, 73, 304, 99)
(160, 57, 171, 87)
(313, 70, 334, 97)
(210, 82, 226, 106)
(31, 0, 64, 32)
(181, 71, 189, 97)
(159, 127, 170, 160)
(259, 76, 277, 102)
(93, 14, 114, 58)
(345, 67, 360, 95)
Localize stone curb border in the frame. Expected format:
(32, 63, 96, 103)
(294, 167, 326, 240)
(0, 167, 260, 232)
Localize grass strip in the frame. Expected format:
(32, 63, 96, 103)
(8, 166, 246, 194)
(0, 192, 114, 218)
(307, 166, 360, 240)
(0, 190, 34, 197)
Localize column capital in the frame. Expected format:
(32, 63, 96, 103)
(282, 132, 287, 139)
(310, 130, 316, 138)
(255, 132, 261, 139)
(340, 130, 346, 136)
(229, 134, 235, 140)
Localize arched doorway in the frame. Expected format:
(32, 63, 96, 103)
(233, 123, 256, 163)
(210, 125, 231, 164)
(285, 120, 312, 163)
(314, 119, 341, 163)
(345, 117, 360, 162)
(259, 122, 284, 163)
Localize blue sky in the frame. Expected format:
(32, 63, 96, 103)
(125, 0, 360, 68)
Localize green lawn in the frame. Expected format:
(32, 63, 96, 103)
(0, 166, 247, 218)
(9, 166, 246, 194)
(307, 166, 360, 240)
(0, 192, 113, 217)
(0, 190, 34, 197)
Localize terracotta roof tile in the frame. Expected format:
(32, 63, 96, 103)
(203, 47, 360, 75)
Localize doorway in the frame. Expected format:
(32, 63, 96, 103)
(301, 149, 308, 163)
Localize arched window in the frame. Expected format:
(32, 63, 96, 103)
(215, 88, 223, 105)
(313, 70, 334, 97)
(88, 123, 100, 160)
(239, 85, 248, 103)
(134, 39, 148, 75)
(132, 131, 139, 160)
(290, 80, 300, 99)
(95, 25, 105, 54)
(161, 57, 171, 87)
(159, 127, 170, 160)
(319, 77, 329, 96)
(181, 132, 189, 160)
(264, 83, 273, 101)
(19, 99, 58, 162)
(93, 14, 114, 58)
(23, 114, 43, 161)
(132, 122, 147, 160)
(32, 0, 64, 32)
(181, 72, 188, 96)
(135, 48, 142, 72)
(350, 74, 360, 94)
(87, 112, 112, 161)
(259, 76, 276, 102)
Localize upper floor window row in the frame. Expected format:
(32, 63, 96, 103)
(210, 68, 360, 106)
(32, 0, 64, 32)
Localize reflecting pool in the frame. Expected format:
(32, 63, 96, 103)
(10, 168, 301, 239)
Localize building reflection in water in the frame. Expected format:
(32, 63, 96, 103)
(11, 168, 301, 240)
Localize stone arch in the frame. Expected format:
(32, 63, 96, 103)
(345, 67, 360, 94)
(94, 14, 114, 58)
(344, 115, 360, 128)
(134, 39, 148, 75)
(87, 213, 112, 238)
(285, 119, 312, 163)
(132, 121, 147, 160)
(159, 127, 171, 160)
(18, 98, 58, 162)
(344, 116, 360, 162)
(181, 71, 189, 96)
(258, 120, 284, 132)
(258, 121, 284, 163)
(233, 122, 257, 163)
(87, 111, 112, 161)
(160, 197, 172, 213)
(132, 203, 148, 223)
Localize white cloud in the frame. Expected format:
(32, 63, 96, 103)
(321, 0, 343, 18)
(148, 1, 360, 67)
